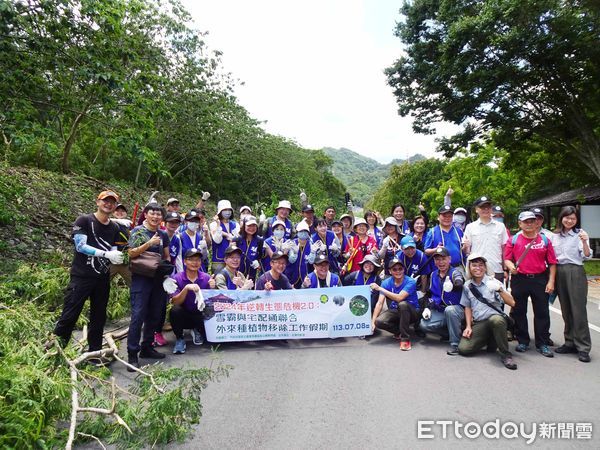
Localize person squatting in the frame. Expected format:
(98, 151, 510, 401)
(52, 190, 593, 370)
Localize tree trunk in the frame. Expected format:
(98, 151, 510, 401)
(61, 106, 89, 173)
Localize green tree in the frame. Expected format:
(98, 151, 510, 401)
(386, 0, 600, 181)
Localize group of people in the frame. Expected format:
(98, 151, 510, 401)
(52, 189, 593, 371)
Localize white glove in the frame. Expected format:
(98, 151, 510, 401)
(487, 277, 503, 292)
(104, 250, 124, 265)
(163, 277, 178, 294)
(242, 279, 254, 290)
(250, 260, 260, 269)
(300, 191, 307, 202)
(422, 308, 431, 320)
(195, 290, 206, 311)
(443, 276, 453, 293)
(201, 191, 211, 201)
(199, 240, 208, 251)
(285, 240, 297, 251)
(259, 210, 266, 224)
(313, 240, 324, 251)
(329, 242, 340, 252)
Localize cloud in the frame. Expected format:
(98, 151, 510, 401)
(181, 0, 456, 163)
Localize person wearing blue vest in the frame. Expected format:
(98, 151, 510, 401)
(377, 216, 404, 276)
(370, 258, 419, 350)
(263, 219, 297, 272)
(301, 204, 317, 235)
(302, 252, 342, 288)
(365, 210, 384, 247)
(286, 220, 316, 289)
(419, 246, 466, 355)
(233, 215, 263, 281)
(176, 210, 210, 274)
(395, 235, 432, 292)
(331, 219, 349, 269)
(343, 254, 382, 311)
(210, 200, 239, 274)
(391, 203, 413, 236)
(262, 200, 294, 239)
(215, 245, 255, 290)
(311, 218, 341, 274)
(425, 205, 466, 270)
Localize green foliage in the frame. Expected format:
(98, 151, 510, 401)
(584, 260, 600, 277)
(368, 158, 448, 218)
(387, 0, 600, 181)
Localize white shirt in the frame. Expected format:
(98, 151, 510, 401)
(551, 229, 592, 266)
(464, 218, 508, 273)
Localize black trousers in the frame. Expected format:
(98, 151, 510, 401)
(54, 275, 111, 351)
(511, 274, 551, 347)
(375, 302, 419, 340)
(170, 304, 204, 339)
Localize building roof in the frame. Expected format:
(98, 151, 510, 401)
(523, 186, 600, 208)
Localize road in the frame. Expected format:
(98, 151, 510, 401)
(110, 288, 600, 449)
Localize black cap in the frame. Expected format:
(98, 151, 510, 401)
(433, 246, 450, 257)
(314, 252, 329, 265)
(224, 245, 242, 256)
(302, 204, 315, 212)
(184, 248, 202, 259)
(438, 205, 454, 214)
(492, 205, 504, 214)
(530, 207, 544, 218)
(331, 219, 343, 227)
(271, 250, 288, 261)
(185, 210, 200, 221)
(473, 196, 492, 207)
(165, 211, 182, 222)
(387, 258, 405, 270)
(115, 203, 127, 212)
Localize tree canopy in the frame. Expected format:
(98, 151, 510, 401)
(386, 0, 600, 181)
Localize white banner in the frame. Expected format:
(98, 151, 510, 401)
(202, 286, 373, 342)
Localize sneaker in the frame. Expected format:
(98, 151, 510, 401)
(555, 345, 577, 354)
(140, 347, 166, 359)
(501, 355, 518, 370)
(153, 332, 167, 347)
(446, 345, 459, 356)
(400, 340, 412, 351)
(127, 354, 139, 372)
(578, 352, 591, 363)
(87, 356, 113, 368)
(515, 343, 529, 353)
(173, 338, 186, 355)
(191, 328, 204, 346)
(537, 345, 554, 358)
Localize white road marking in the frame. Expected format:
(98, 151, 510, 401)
(549, 306, 600, 333)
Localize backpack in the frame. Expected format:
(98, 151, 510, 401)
(511, 231, 548, 247)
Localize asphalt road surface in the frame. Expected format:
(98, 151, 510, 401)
(109, 292, 600, 449)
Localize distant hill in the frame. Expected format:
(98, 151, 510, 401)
(321, 147, 426, 206)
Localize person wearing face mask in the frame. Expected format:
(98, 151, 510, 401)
(419, 246, 465, 355)
(491, 205, 512, 240)
(285, 220, 316, 289)
(210, 200, 240, 274)
(302, 252, 342, 288)
(452, 207, 469, 232)
(262, 200, 294, 239)
(233, 215, 264, 281)
(311, 218, 341, 274)
(177, 209, 210, 274)
(263, 220, 297, 272)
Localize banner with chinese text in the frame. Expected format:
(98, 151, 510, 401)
(202, 286, 373, 342)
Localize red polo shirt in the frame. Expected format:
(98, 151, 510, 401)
(504, 233, 557, 274)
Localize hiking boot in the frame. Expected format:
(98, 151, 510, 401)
(140, 347, 166, 359)
(578, 352, 591, 363)
(87, 356, 113, 368)
(127, 353, 139, 372)
(191, 328, 204, 346)
(515, 343, 529, 353)
(555, 345, 577, 354)
(173, 338, 186, 355)
(537, 345, 554, 358)
(501, 355, 518, 370)
(446, 345, 459, 356)
(153, 332, 167, 347)
(400, 340, 412, 351)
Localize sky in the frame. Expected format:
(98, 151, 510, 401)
(181, 0, 456, 164)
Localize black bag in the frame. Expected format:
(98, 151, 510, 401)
(468, 283, 515, 333)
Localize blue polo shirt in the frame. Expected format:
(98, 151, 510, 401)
(381, 275, 419, 311)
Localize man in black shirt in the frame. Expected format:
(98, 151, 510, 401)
(53, 190, 123, 361)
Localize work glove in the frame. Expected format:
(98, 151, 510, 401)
(259, 210, 266, 224)
(443, 276, 453, 293)
(163, 277, 178, 294)
(199, 240, 208, 254)
(195, 290, 206, 311)
(487, 277, 503, 292)
(242, 279, 254, 290)
(422, 308, 431, 320)
(104, 250, 124, 265)
(300, 191, 307, 203)
(329, 242, 340, 252)
(250, 260, 260, 270)
(201, 191, 211, 201)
